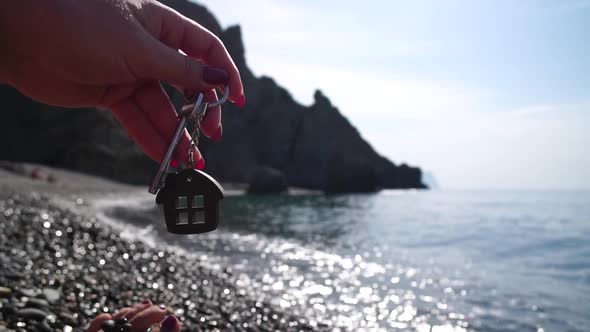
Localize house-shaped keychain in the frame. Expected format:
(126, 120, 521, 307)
(156, 168, 224, 234)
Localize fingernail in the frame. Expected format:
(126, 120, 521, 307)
(170, 159, 179, 168)
(212, 125, 223, 142)
(203, 67, 229, 85)
(196, 158, 205, 170)
(159, 304, 167, 310)
(235, 94, 246, 108)
(142, 299, 151, 304)
(161, 315, 178, 332)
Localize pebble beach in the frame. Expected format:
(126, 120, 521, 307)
(3, 164, 588, 332)
(0, 164, 318, 331)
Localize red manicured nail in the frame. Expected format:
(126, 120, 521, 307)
(197, 158, 205, 170)
(235, 94, 245, 108)
(212, 125, 223, 142)
(161, 315, 178, 332)
(203, 67, 229, 85)
(142, 299, 151, 304)
(170, 159, 179, 168)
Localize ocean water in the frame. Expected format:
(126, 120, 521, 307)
(104, 190, 590, 331)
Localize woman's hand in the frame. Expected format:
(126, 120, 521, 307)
(1, 0, 245, 167)
(87, 301, 180, 332)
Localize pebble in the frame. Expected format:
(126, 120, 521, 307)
(0, 287, 11, 297)
(1, 272, 24, 280)
(24, 298, 49, 309)
(38, 319, 52, 332)
(16, 289, 36, 298)
(0, 194, 317, 331)
(16, 308, 48, 321)
(1, 304, 17, 316)
(41, 288, 60, 304)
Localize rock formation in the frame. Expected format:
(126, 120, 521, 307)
(247, 166, 288, 194)
(0, 0, 426, 192)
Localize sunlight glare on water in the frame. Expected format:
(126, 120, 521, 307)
(105, 190, 590, 331)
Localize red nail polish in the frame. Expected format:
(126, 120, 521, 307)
(235, 95, 245, 108)
(197, 158, 205, 170)
(212, 125, 223, 142)
(170, 159, 179, 168)
(161, 315, 178, 332)
(142, 299, 151, 304)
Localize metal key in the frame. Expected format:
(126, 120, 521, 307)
(148, 87, 230, 194)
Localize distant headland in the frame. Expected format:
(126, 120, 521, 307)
(0, 0, 425, 193)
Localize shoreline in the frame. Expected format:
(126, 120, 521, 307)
(0, 163, 321, 331)
(0, 161, 321, 201)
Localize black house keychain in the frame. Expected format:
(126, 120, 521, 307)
(148, 88, 228, 234)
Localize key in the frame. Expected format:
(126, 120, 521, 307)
(149, 87, 229, 234)
(148, 87, 230, 195)
(148, 93, 204, 194)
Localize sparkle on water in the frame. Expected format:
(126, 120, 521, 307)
(103, 190, 590, 332)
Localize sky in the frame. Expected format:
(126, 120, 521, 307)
(198, 0, 590, 189)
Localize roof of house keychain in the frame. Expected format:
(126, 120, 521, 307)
(148, 87, 228, 234)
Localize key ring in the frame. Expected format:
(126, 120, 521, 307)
(207, 86, 230, 108)
(182, 86, 229, 120)
(148, 86, 229, 194)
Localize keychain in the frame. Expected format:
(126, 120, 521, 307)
(148, 87, 228, 234)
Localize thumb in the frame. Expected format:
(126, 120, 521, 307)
(132, 35, 229, 90)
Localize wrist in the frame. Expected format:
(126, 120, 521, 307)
(0, 0, 39, 85)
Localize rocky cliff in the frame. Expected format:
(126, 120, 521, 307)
(0, 0, 425, 192)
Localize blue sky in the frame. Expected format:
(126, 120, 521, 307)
(199, 0, 590, 189)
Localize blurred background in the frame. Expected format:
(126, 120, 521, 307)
(201, 0, 590, 190)
(0, 1, 589, 332)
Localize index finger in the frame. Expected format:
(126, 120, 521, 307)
(155, 3, 244, 105)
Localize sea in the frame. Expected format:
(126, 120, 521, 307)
(102, 190, 590, 332)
